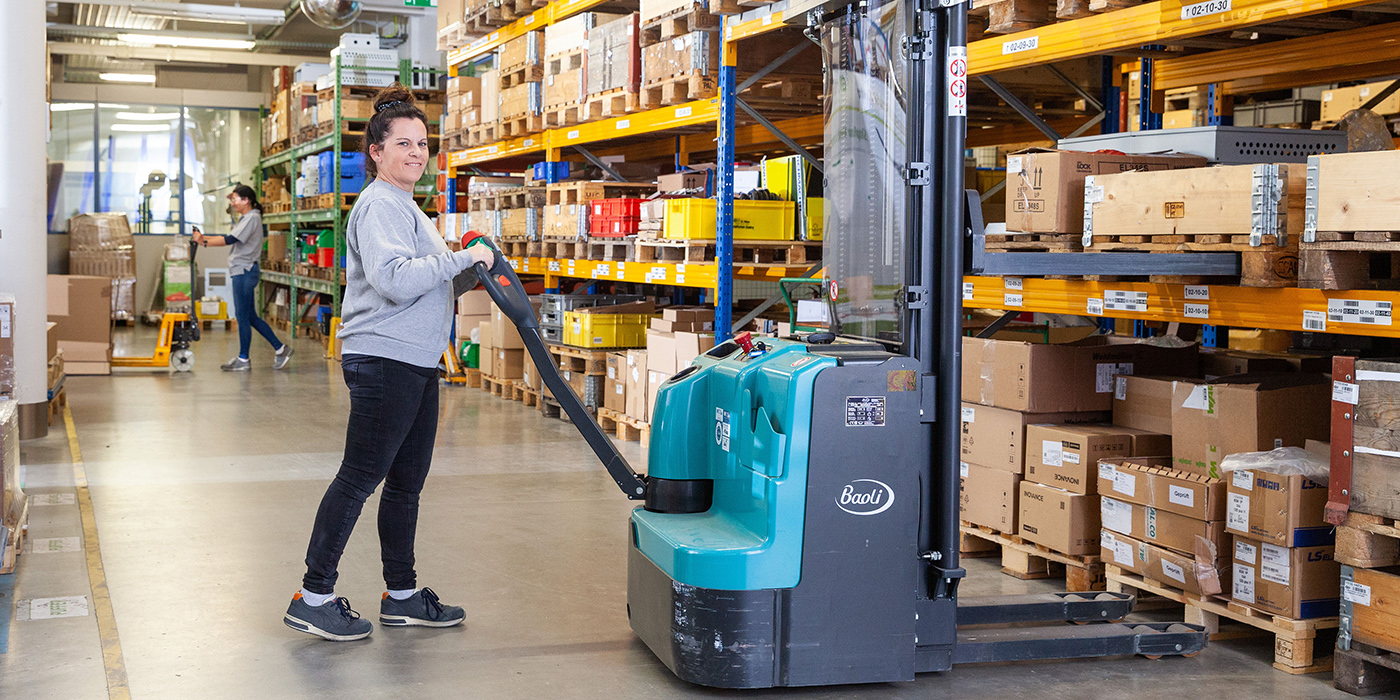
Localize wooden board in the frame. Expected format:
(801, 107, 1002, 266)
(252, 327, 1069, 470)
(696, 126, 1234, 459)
(1348, 360, 1400, 520)
(1087, 163, 1304, 240)
(1311, 151, 1400, 234)
(960, 522, 1104, 591)
(542, 67, 585, 111)
(1349, 566, 1400, 656)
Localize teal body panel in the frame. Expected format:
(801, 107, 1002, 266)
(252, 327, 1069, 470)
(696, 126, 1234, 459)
(631, 339, 835, 591)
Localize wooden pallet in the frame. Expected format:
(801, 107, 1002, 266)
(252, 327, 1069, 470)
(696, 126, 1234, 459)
(546, 50, 584, 76)
(495, 187, 546, 210)
(264, 201, 293, 215)
(261, 140, 290, 159)
(580, 89, 639, 123)
(543, 102, 584, 129)
(958, 523, 1105, 591)
(547, 181, 656, 208)
(960, 529, 1001, 557)
(542, 237, 587, 259)
(539, 396, 567, 420)
(444, 367, 482, 387)
(481, 374, 511, 397)
(1336, 512, 1400, 568)
(1301, 239, 1400, 290)
(464, 3, 513, 34)
(199, 320, 233, 331)
(1106, 565, 1337, 674)
(46, 387, 67, 427)
(547, 343, 608, 375)
(467, 121, 500, 147)
(1336, 644, 1400, 696)
(468, 194, 497, 212)
(635, 238, 821, 266)
(499, 64, 544, 91)
(437, 21, 467, 52)
(586, 238, 636, 262)
(639, 71, 716, 110)
(500, 239, 546, 258)
(708, 0, 778, 14)
(984, 234, 1298, 287)
(640, 5, 721, 47)
(597, 407, 651, 443)
(0, 496, 29, 575)
(499, 113, 545, 139)
(513, 381, 540, 406)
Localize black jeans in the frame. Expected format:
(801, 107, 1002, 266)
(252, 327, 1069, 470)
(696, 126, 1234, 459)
(302, 354, 440, 594)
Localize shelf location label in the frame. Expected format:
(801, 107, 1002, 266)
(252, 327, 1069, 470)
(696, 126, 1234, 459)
(1185, 285, 1209, 300)
(1104, 290, 1148, 313)
(1004, 277, 1022, 290)
(962, 282, 974, 301)
(1004, 293, 1023, 307)
(1087, 298, 1104, 315)
(1002, 35, 1038, 55)
(1181, 0, 1230, 20)
(1329, 299, 1393, 326)
(1303, 309, 1327, 332)
(1184, 303, 1209, 319)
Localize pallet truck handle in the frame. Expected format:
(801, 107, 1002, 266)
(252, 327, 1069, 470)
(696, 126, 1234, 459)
(466, 234, 650, 501)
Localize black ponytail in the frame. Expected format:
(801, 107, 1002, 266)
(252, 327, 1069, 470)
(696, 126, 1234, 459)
(233, 183, 262, 212)
(365, 83, 428, 180)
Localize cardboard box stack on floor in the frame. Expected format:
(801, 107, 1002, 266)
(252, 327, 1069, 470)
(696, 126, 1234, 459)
(644, 307, 715, 422)
(1, 399, 23, 542)
(66, 213, 137, 321)
(47, 275, 113, 376)
(455, 289, 491, 361)
(958, 333, 1195, 551)
(1224, 441, 1337, 619)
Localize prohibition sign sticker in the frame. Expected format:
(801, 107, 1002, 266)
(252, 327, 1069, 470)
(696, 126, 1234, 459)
(947, 46, 968, 117)
(830, 280, 840, 301)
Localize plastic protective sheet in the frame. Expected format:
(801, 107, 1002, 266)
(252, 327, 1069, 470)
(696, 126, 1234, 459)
(820, 0, 907, 344)
(1219, 446, 1330, 486)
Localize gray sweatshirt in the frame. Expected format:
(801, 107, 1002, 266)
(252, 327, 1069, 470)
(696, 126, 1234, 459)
(225, 210, 265, 275)
(339, 179, 482, 368)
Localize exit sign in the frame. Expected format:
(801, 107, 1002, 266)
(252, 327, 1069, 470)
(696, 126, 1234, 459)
(404, 0, 436, 6)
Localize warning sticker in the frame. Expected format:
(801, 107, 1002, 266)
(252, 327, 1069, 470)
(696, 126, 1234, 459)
(845, 396, 886, 427)
(715, 408, 732, 452)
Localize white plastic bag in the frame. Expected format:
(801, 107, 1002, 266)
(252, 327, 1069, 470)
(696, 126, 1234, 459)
(1219, 446, 1329, 485)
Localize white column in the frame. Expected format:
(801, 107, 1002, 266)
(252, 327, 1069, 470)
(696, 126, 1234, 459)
(0, 0, 51, 437)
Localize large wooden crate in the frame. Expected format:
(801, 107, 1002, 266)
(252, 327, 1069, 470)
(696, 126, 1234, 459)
(1301, 151, 1400, 290)
(1330, 356, 1400, 525)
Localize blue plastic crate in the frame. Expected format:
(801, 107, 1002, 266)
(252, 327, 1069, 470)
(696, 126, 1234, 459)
(318, 152, 368, 194)
(531, 161, 573, 182)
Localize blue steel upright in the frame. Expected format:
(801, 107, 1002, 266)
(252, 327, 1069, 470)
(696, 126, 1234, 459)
(715, 63, 736, 342)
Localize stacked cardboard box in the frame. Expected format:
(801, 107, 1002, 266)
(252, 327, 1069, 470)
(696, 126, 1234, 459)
(66, 213, 137, 321)
(461, 69, 499, 146)
(643, 308, 716, 421)
(1224, 443, 1337, 618)
(625, 349, 649, 422)
(444, 75, 481, 146)
(48, 275, 113, 376)
(1098, 457, 1229, 594)
(959, 334, 1196, 553)
(1321, 80, 1400, 122)
(604, 352, 628, 413)
(1170, 374, 1330, 479)
(0, 399, 22, 538)
(497, 32, 543, 131)
(455, 289, 491, 359)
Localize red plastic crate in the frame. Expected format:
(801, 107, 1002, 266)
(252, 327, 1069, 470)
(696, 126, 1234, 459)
(590, 198, 647, 219)
(590, 215, 640, 237)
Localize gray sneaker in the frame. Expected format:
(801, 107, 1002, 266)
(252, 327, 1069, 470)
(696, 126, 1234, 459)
(379, 588, 466, 628)
(221, 357, 251, 372)
(284, 594, 372, 641)
(274, 344, 294, 370)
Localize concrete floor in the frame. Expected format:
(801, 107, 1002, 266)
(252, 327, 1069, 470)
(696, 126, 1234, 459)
(0, 326, 1354, 699)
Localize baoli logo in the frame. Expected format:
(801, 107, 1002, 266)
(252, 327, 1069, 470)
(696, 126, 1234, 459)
(835, 479, 895, 516)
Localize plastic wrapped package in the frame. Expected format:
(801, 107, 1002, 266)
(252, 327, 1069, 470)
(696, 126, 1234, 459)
(820, 0, 907, 344)
(0, 399, 23, 529)
(1219, 446, 1329, 485)
(67, 213, 135, 251)
(112, 277, 136, 321)
(0, 294, 13, 399)
(1339, 109, 1396, 153)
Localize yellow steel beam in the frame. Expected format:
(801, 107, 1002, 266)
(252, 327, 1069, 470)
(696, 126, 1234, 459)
(447, 0, 613, 66)
(1154, 22, 1400, 92)
(551, 99, 720, 149)
(967, 0, 1385, 76)
(962, 276, 1400, 339)
(1220, 59, 1400, 94)
(448, 134, 547, 167)
(725, 8, 788, 45)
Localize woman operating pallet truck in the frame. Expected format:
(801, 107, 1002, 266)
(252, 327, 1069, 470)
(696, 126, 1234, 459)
(192, 184, 293, 371)
(282, 84, 495, 641)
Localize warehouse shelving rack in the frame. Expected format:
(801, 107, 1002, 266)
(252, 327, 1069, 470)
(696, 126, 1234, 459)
(257, 57, 446, 337)
(445, 0, 1397, 340)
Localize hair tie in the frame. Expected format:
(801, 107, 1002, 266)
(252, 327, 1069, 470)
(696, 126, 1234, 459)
(376, 100, 405, 113)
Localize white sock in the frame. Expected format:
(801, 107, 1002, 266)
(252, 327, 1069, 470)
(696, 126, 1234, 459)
(387, 588, 416, 601)
(299, 589, 334, 607)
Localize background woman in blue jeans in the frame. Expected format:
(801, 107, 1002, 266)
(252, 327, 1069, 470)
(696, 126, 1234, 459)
(193, 184, 293, 371)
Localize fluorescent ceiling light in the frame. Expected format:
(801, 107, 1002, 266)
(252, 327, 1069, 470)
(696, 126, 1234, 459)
(111, 124, 171, 132)
(116, 112, 181, 121)
(51, 103, 93, 112)
(99, 73, 157, 83)
(118, 33, 256, 50)
(125, 1, 286, 25)
(99, 104, 132, 110)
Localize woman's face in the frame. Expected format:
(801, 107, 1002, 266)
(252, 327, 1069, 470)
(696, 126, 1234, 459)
(371, 117, 428, 192)
(228, 192, 251, 215)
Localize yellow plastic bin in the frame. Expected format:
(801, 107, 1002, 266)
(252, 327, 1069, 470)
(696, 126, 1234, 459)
(804, 197, 824, 241)
(663, 198, 796, 241)
(563, 311, 653, 348)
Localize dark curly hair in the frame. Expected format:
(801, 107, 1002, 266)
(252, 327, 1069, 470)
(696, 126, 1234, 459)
(364, 83, 429, 180)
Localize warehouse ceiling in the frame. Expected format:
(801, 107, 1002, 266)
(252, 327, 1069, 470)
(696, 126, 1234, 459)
(46, 0, 427, 87)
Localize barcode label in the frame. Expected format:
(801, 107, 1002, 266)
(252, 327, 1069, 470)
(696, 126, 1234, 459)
(1087, 298, 1104, 315)
(1303, 309, 1327, 331)
(1334, 381, 1359, 405)
(963, 282, 974, 301)
(1329, 299, 1392, 326)
(1104, 290, 1148, 312)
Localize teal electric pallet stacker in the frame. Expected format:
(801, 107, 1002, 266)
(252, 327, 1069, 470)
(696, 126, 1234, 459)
(468, 0, 1209, 687)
